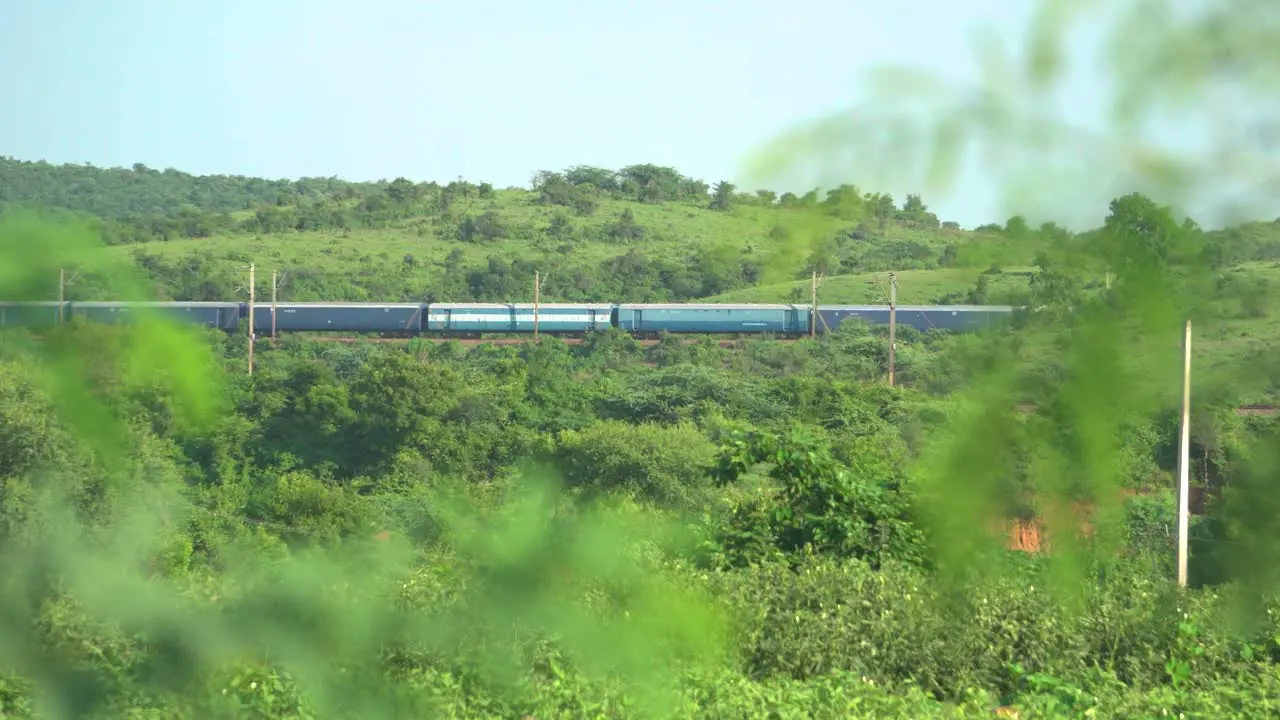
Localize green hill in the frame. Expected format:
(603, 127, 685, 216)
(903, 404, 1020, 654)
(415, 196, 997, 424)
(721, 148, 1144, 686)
(1, 156, 1052, 305)
(6, 155, 1280, 391)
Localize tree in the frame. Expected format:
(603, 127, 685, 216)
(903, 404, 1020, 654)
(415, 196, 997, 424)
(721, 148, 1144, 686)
(563, 165, 619, 192)
(822, 185, 864, 220)
(533, 170, 598, 215)
(533, 171, 575, 206)
(899, 194, 940, 229)
(1028, 250, 1083, 316)
(458, 210, 508, 243)
(1004, 215, 1029, 237)
(618, 164, 689, 203)
(682, 178, 711, 204)
(709, 181, 736, 211)
(1100, 192, 1181, 268)
(546, 212, 574, 241)
(866, 192, 895, 232)
(385, 177, 417, 203)
(556, 420, 716, 508)
(939, 244, 959, 267)
(605, 208, 645, 242)
(346, 353, 459, 471)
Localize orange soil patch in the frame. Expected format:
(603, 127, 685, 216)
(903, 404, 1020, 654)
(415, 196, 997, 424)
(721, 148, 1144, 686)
(1000, 487, 1152, 554)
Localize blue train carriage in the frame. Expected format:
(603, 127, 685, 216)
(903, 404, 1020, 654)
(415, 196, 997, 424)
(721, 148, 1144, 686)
(816, 304, 1015, 334)
(893, 304, 1016, 332)
(814, 305, 890, 334)
(0, 301, 67, 328)
(251, 302, 425, 334)
(425, 303, 613, 336)
(67, 301, 241, 331)
(614, 303, 811, 336)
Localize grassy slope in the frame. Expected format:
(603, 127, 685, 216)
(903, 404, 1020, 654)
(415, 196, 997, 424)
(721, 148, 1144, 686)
(1194, 261, 1280, 389)
(118, 191, 810, 267)
(99, 189, 1035, 302)
(101, 192, 825, 276)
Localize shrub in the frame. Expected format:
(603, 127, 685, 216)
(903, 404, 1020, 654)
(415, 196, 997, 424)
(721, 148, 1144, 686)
(556, 420, 716, 508)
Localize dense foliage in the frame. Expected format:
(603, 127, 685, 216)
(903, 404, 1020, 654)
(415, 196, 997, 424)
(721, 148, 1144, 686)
(2, 308, 1278, 718)
(5, 159, 1280, 717)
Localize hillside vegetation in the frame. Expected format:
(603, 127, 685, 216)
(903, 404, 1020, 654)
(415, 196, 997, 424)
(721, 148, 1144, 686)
(7, 155, 1280, 716)
(6, 155, 1280, 375)
(2, 156, 1063, 305)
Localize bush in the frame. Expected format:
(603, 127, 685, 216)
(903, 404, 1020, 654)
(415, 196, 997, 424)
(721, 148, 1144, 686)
(556, 420, 716, 508)
(710, 555, 1280, 704)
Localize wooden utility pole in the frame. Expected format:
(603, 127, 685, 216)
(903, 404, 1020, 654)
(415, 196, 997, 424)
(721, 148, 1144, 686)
(533, 270, 541, 339)
(247, 263, 255, 376)
(57, 268, 79, 324)
(887, 272, 898, 386)
(810, 271, 818, 337)
(271, 270, 278, 339)
(1177, 319, 1192, 587)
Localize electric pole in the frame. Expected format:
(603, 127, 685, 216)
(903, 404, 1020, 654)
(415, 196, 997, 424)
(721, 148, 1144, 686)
(271, 270, 278, 340)
(533, 270, 541, 339)
(810, 271, 818, 337)
(887, 272, 897, 386)
(1177, 319, 1192, 587)
(247, 263, 255, 376)
(57, 268, 79, 323)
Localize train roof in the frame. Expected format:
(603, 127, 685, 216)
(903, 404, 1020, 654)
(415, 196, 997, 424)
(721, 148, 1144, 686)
(70, 301, 241, 308)
(615, 303, 808, 310)
(259, 302, 423, 309)
(429, 303, 614, 310)
(819, 304, 1016, 312)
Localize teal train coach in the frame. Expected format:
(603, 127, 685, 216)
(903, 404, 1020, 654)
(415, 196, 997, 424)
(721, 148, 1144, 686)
(0, 301, 1016, 337)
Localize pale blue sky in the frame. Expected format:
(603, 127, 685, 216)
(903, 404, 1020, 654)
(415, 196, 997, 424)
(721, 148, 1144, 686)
(3, 1, 1088, 227)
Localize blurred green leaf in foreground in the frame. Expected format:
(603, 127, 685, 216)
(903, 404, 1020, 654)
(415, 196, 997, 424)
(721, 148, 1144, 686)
(6, 0, 1280, 715)
(745, 0, 1280, 614)
(0, 211, 727, 718)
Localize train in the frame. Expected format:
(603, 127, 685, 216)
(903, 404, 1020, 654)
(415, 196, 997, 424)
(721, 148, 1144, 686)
(0, 300, 1016, 337)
